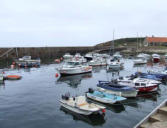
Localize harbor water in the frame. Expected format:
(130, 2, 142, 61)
(0, 59, 167, 128)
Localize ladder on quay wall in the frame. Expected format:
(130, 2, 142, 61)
(0, 48, 18, 58)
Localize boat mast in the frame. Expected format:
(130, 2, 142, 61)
(113, 30, 115, 55)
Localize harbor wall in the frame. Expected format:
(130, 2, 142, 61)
(0, 47, 94, 60)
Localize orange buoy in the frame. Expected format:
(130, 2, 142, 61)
(6, 75, 22, 80)
(55, 73, 59, 78)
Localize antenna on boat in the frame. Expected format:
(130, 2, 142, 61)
(109, 29, 115, 56)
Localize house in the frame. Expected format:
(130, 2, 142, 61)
(143, 37, 167, 46)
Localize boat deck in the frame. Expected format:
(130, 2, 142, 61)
(135, 99, 167, 128)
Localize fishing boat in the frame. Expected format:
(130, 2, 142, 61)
(60, 94, 106, 115)
(113, 52, 122, 59)
(134, 99, 167, 128)
(86, 88, 126, 104)
(152, 54, 160, 63)
(0, 70, 4, 83)
(15, 56, 41, 67)
(97, 81, 138, 98)
(133, 57, 147, 65)
(84, 53, 93, 61)
(57, 61, 92, 76)
(107, 61, 123, 70)
(63, 53, 73, 60)
(89, 57, 107, 66)
(137, 53, 150, 60)
(117, 77, 160, 92)
(135, 72, 167, 81)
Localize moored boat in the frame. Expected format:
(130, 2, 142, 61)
(152, 54, 160, 63)
(86, 89, 126, 104)
(60, 95, 106, 115)
(97, 81, 138, 98)
(107, 60, 123, 71)
(133, 58, 147, 65)
(15, 56, 41, 67)
(118, 77, 160, 92)
(57, 61, 92, 76)
(89, 57, 107, 66)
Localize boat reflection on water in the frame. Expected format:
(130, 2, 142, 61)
(60, 106, 106, 126)
(137, 92, 159, 102)
(92, 66, 107, 73)
(57, 73, 92, 88)
(87, 98, 125, 113)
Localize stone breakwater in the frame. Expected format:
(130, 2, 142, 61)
(0, 47, 94, 60)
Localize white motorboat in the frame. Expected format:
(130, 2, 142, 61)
(15, 56, 41, 67)
(63, 53, 73, 60)
(152, 54, 160, 63)
(58, 61, 92, 76)
(89, 57, 107, 66)
(107, 61, 123, 70)
(133, 57, 147, 65)
(117, 77, 160, 92)
(84, 53, 93, 61)
(0, 70, 4, 83)
(137, 53, 150, 60)
(113, 52, 122, 59)
(60, 95, 106, 115)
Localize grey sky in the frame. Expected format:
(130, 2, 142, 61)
(0, 0, 167, 47)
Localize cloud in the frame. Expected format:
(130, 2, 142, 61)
(0, 0, 167, 46)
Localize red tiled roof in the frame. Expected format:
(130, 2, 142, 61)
(146, 37, 167, 43)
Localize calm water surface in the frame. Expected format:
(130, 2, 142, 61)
(0, 59, 167, 128)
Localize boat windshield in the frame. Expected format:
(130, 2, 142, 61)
(66, 62, 80, 66)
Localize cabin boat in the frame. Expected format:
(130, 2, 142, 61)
(84, 53, 93, 61)
(135, 72, 167, 81)
(60, 95, 106, 115)
(58, 61, 92, 76)
(89, 57, 107, 66)
(86, 89, 126, 104)
(15, 56, 41, 67)
(117, 77, 160, 92)
(63, 53, 73, 60)
(97, 81, 138, 98)
(152, 54, 160, 63)
(113, 52, 122, 59)
(133, 57, 147, 65)
(134, 99, 167, 128)
(107, 61, 123, 70)
(0, 70, 4, 83)
(137, 53, 150, 60)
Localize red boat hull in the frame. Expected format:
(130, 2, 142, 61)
(153, 58, 160, 63)
(136, 85, 158, 92)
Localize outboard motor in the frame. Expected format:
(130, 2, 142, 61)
(62, 93, 70, 100)
(88, 88, 94, 93)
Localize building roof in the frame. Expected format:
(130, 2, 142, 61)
(146, 37, 167, 43)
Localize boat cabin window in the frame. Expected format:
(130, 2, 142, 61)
(67, 62, 80, 65)
(135, 83, 140, 86)
(141, 83, 146, 86)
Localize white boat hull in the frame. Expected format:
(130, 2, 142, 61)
(60, 101, 94, 115)
(59, 66, 92, 76)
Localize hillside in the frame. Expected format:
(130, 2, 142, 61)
(95, 37, 145, 48)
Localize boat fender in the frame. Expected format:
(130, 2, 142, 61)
(102, 109, 106, 113)
(55, 73, 59, 78)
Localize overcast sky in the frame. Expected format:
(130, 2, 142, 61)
(0, 0, 167, 47)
